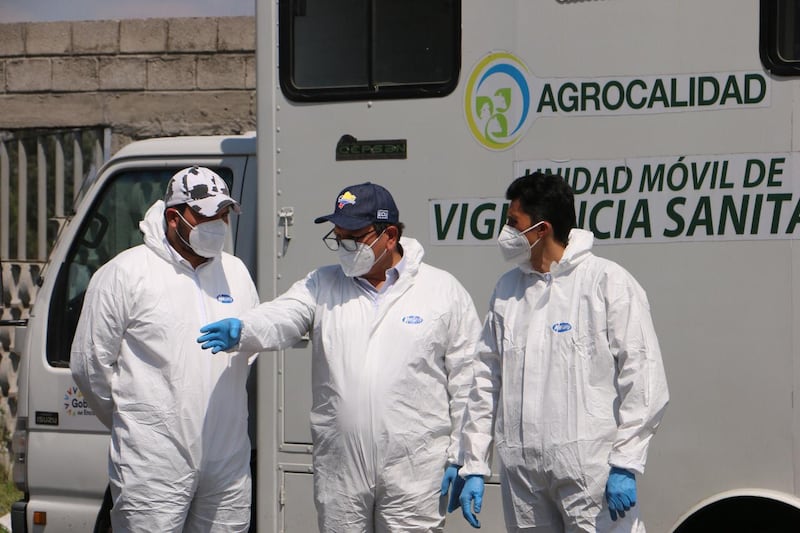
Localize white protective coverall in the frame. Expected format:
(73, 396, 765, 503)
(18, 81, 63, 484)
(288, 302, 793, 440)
(237, 237, 481, 532)
(461, 228, 669, 532)
(70, 200, 260, 533)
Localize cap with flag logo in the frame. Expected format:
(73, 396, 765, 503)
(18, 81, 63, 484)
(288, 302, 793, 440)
(314, 182, 399, 230)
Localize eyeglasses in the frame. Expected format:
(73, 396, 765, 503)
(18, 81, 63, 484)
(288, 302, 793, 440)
(322, 228, 377, 252)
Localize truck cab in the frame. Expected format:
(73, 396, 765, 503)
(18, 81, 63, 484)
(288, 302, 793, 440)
(10, 134, 258, 532)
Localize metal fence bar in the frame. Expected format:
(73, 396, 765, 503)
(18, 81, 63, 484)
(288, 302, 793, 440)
(16, 140, 27, 260)
(37, 138, 47, 261)
(55, 134, 65, 219)
(103, 128, 111, 165)
(0, 141, 8, 260)
(1, 127, 111, 262)
(93, 135, 103, 172)
(73, 132, 83, 203)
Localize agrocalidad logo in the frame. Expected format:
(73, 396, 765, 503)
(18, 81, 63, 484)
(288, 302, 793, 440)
(464, 51, 534, 151)
(464, 52, 770, 151)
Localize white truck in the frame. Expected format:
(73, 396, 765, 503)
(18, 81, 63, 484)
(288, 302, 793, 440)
(6, 0, 800, 531)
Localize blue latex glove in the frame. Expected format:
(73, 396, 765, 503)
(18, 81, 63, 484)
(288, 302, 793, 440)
(458, 475, 484, 528)
(197, 318, 242, 354)
(440, 464, 465, 513)
(605, 467, 637, 521)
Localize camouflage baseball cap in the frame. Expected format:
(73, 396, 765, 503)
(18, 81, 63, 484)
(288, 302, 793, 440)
(164, 166, 240, 217)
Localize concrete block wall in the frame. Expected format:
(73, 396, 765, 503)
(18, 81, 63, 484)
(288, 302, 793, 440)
(0, 16, 256, 152)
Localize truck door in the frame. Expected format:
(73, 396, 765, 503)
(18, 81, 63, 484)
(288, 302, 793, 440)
(18, 156, 251, 531)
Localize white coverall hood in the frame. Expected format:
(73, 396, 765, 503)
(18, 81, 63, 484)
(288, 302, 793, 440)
(140, 199, 174, 261)
(517, 225, 594, 276)
(238, 236, 482, 532)
(71, 199, 260, 532)
(462, 228, 669, 531)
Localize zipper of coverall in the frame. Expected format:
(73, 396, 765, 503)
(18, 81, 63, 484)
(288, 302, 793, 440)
(364, 274, 413, 480)
(190, 260, 233, 377)
(534, 272, 553, 455)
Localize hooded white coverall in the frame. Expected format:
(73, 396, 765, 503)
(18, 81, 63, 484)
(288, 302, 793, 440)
(70, 200, 260, 533)
(461, 229, 669, 532)
(237, 237, 481, 532)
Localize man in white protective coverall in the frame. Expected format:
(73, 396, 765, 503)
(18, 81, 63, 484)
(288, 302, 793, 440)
(197, 181, 483, 532)
(455, 172, 669, 532)
(70, 166, 260, 532)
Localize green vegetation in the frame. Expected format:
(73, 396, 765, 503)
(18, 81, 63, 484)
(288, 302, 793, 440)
(0, 470, 19, 533)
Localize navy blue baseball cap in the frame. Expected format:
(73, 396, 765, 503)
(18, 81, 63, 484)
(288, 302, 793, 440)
(314, 182, 400, 230)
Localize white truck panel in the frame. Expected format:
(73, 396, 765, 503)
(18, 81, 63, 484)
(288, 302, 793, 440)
(9, 1, 800, 532)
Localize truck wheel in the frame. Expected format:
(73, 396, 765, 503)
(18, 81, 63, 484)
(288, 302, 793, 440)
(93, 484, 113, 533)
(672, 495, 800, 533)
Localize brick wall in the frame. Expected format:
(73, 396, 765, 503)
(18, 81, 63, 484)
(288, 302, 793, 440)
(0, 16, 256, 153)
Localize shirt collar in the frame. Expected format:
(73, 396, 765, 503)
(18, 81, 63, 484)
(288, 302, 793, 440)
(355, 255, 406, 293)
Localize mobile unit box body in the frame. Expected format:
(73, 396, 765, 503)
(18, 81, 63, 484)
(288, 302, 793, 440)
(254, 1, 800, 532)
(9, 0, 800, 531)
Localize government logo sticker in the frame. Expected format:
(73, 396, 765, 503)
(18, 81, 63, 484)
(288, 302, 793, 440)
(64, 386, 93, 416)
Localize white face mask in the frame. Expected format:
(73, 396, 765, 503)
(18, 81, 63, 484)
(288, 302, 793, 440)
(337, 232, 387, 277)
(497, 221, 544, 264)
(175, 210, 228, 258)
